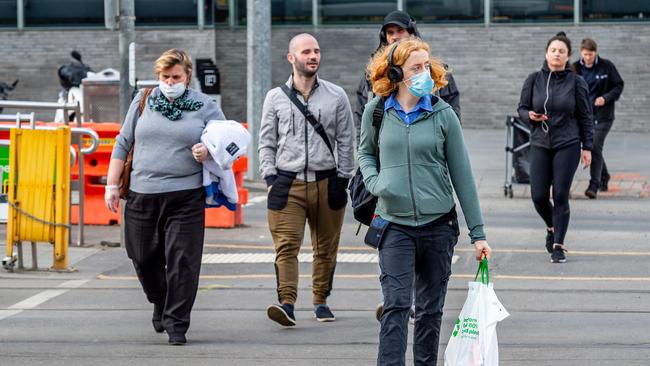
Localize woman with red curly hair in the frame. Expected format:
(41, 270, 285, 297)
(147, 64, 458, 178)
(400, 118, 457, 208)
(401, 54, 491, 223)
(357, 38, 492, 366)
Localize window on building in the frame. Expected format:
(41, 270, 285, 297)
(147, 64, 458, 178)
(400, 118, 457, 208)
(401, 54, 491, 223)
(0, 0, 17, 27)
(583, 0, 650, 22)
(211, 0, 230, 24)
(320, 0, 396, 24)
(492, 0, 573, 23)
(24, 0, 104, 27)
(406, 0, 484, 23)
(135, 0, 198, 26)
(238, 0, 311, 25)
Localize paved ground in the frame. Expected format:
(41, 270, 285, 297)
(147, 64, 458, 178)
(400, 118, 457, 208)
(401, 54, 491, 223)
(1, 129, 649, 365)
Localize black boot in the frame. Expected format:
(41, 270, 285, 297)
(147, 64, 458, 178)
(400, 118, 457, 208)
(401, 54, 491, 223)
(152, 303, 164, 333)
(585, 183, 598, 199)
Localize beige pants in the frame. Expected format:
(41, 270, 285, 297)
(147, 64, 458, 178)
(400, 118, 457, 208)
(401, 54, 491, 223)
(268, 178, 345, 305)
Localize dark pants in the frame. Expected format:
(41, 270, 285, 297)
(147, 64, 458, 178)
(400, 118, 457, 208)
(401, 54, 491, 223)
(124, 187, 206, 335)
(377, 210, 459, 366)
(530, 143, 581, 245)
(589, 119, 612, 188)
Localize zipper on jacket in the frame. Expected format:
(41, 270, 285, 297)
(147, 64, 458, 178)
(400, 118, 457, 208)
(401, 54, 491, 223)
(304, 101, 309, 177)
(406, 125, 418, 225)
(291, 110, 295, 136)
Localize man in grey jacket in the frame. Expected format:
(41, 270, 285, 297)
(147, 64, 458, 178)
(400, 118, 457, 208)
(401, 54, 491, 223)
(259, 33, 355, 327)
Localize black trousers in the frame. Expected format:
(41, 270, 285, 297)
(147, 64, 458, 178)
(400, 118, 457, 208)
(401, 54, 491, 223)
(124, 187, 205, 335)
(377, 210, 459, 366)
(530, 143, 581, 245)
(589, 119, 612, 188)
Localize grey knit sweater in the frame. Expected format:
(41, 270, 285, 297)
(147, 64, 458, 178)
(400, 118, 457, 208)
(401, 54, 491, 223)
(112, 88, 225, 193)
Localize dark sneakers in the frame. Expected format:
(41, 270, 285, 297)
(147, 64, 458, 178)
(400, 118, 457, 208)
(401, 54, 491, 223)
(585, 184, 598, 199)
(267, 303, 296, 326)
(314, 304, 336, 322)
(545, 230, 554, 253)
(152, 303, 164, 333)
(168, 333, 187, 346)
(551, 245, 567, 263)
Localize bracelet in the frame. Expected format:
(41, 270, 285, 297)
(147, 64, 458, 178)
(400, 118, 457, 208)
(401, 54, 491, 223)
(105, 185, 119, 190)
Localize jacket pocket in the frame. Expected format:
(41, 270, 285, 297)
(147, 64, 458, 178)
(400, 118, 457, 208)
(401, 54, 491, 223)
(414, 164, 454, 215)
(375, 166, 413, 216)
(327, 175, 349, 210)
(267, 175, 293, 210)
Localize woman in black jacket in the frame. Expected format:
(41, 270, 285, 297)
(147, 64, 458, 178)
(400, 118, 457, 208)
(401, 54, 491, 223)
(518, 32, 594, 263)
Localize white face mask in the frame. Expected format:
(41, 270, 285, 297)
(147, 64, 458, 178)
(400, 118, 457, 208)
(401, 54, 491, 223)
(158, 81, 186, 99)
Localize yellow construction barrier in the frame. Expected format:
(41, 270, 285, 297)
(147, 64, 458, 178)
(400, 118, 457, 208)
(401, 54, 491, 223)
(5, 126, 71, 270)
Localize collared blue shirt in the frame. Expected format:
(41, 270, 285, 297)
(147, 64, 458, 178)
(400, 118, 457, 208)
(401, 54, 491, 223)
(384, 93, 433, 125)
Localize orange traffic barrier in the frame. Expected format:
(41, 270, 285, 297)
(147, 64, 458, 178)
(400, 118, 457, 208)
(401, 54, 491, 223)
(67, 122, 121, 225)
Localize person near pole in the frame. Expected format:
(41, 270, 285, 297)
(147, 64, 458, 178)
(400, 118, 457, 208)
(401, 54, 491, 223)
(258, 33, 355, 326)
(105, 48, 225, 345)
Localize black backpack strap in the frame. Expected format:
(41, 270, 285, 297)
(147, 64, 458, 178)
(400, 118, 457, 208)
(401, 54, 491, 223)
(280, 84, 334, 156)
(372, 96, 385, 128)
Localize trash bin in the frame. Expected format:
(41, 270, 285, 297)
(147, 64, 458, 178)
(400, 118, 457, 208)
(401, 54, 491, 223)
(195, 58, 221, 107)
(82, 68, 120, 123)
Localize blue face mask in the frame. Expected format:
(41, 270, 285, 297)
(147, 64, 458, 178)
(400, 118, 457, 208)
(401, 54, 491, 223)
(406, 71, 434, 98)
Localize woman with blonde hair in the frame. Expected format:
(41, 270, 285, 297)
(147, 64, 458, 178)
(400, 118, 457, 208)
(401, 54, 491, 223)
(357, 38, 491, 365)
(105, 49, 225, 345)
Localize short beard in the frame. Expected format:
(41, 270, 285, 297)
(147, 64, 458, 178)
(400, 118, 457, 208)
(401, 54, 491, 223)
(294, 60, 318, 78)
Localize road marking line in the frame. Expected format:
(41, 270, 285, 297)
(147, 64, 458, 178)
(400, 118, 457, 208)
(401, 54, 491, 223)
(202, 253, 379, 264)
(8, 289, 68, 310)
(242, 195, 267, 207)
(0, 310, 22, 321)
(203, 243, 650, 257)
(2, 279, 89, 319)
(97, 273, 650, 282)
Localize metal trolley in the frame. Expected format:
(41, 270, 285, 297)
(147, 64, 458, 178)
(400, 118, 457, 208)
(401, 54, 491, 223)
(504, 115, 531, 198)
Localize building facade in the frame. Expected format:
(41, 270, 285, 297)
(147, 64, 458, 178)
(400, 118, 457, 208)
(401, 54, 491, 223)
(1, 1, 649, 131)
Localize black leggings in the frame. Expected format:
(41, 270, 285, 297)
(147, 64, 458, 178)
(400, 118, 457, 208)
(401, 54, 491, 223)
(529, 143, 581, 245)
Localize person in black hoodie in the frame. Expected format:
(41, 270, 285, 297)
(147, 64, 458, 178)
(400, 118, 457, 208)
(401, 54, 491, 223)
(573, 38, 624, 199)
(518, 32, 594, 263)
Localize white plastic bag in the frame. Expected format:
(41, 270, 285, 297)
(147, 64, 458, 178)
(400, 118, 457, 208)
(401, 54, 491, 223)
(444, 260, 509, 366)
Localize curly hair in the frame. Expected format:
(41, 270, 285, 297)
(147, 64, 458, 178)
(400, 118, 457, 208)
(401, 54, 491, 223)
(366, 37, 448, 97)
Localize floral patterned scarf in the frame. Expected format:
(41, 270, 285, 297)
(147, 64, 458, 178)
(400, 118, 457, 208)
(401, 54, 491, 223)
(150, 90, 204, 121)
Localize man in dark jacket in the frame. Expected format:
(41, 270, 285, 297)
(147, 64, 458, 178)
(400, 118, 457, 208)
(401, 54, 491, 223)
(353, 10, 460, 145)
(573, 38, 624, 198)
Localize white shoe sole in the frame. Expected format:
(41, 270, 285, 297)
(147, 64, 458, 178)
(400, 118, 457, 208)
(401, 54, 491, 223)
(315, 316, 336, 322)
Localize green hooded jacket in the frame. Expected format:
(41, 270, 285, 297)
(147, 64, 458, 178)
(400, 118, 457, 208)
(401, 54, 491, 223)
(357, 95, 485, 242)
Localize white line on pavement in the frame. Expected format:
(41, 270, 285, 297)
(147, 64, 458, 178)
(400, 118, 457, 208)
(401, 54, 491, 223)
(201, 253, 460, 265)
(243, 195, 267, 207)
(1, 279, 89, 320)
(202, 252, 379, 264)
(0, 310, 22, 321)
